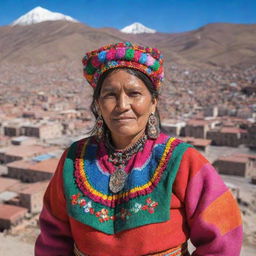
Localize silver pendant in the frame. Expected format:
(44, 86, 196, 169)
(109, 168, 128, 193)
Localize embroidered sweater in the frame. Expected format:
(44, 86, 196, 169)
(35, 133, 243, 256)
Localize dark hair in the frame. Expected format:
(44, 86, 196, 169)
(89, 67, 161, 136)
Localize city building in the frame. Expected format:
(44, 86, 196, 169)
(0, 204, 28, 230)
(0, 144, 58, 164)
(19, 181, 49, 214)
(204, 106, 218, 117)
(161, 120, 186, 136)
(11, 136, 37, 146)
(4, 123, 22, 137)
(207, 127, 247, 147)
(0, 177, 19, 193)
(21, 122, 62, 139)
(180, 137, 212, 152)
(247, 124, 256, 150)
(213, 154, 256, 177)
(7, 157, 59, 182)
(184, 119, 219, 139)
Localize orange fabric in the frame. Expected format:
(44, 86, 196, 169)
(201, 190, 242, 235)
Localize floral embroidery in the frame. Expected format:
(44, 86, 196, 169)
(95, 208, 113, 222)
(141, 198, 158, 213)
(71, 193, 158, 223)
(131, 203, 142, 213)
(116, 208, 132, 220)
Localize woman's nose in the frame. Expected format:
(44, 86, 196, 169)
(116, 93, 130, 111)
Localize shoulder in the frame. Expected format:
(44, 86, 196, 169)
(65, 136, 95, 156)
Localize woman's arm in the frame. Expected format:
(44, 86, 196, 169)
(174, 147, 243, 256)
(35, 150, 74, 256)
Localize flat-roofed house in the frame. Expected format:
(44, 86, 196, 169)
(0, 145, 58, 164)
(0, 204, 28, 230)
(21, 122, 62, 139)
(161, 120, 186, 136)
(213, 154, 256, 177)
(184, 119, 219, 139)
(180, 137, 212, 153)
(7, 157, 59, 182)
(207, 127, 247, 147)
(0, 177, 20, 193)
(19, 181, 49, 214)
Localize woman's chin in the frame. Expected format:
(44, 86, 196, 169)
(109, 127, 139, 138)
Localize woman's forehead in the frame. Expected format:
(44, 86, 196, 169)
(101, 70, 146, 90)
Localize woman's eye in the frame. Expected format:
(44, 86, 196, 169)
(103, 93, 116, 98)
(130, 91, 141, 97)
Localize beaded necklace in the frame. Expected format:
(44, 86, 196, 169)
(105, 133, 148, 193)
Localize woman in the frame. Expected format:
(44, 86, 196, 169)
(35, 42, 243, 256)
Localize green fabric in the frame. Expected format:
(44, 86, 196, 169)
(125, 48, 135, 60)
(85, 60, 97, 74)
(63, 139, 192, 234)
(150, 60, 160, 71)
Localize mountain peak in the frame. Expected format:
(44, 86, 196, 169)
(11, 6, 78, 26)
(120, 22, 156, 34)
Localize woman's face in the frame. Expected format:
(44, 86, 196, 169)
(97, 69, 157, 140)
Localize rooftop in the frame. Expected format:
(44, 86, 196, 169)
(187, 119, 213, 126)
(0, 204, 27, 220)
(20, 181, 49, 194)
(0, 145, 59, 158)
(220, 127, 247, 134)
(0, 177, 19, 193)
(7, 157, 59, 173)
(180, 137, 212, 147)
(217, 155, 248, 163)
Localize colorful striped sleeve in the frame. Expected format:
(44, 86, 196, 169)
(175, 147, 243, 256)
(35, 149, 74, 256)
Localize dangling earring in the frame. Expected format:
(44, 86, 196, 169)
(96, 114, 104, 140)
(147, 113, 160, 139)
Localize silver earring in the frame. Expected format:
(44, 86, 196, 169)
(147, 113, 160, 139)
(96, 115, 104, 140)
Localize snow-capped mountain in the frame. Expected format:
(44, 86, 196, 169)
(11, 6, 78, 26)
(120, 22, 156, 34)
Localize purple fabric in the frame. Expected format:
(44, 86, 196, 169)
(35, 205, 74, 256)
(190, 223, 243, 256)
(186, 163, 228, 218)
(185, 162, 243, 255)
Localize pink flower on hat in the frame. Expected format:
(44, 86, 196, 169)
(145, 55, 155, 66)
(91, 56, 101, 68)
(134, 50, 141, 62)
(106, 49, 116, 61)
(116, 47, 126, 59)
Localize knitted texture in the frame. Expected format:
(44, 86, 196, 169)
(36, 136, 243, 255)
(82, 42, 164, 90)
(63, 135, 191, 234)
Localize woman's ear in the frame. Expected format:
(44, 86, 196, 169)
(95, 101, 100, 114)
(151, 97, 158, 113)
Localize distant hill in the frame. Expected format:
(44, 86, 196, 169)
(0, 21, 255, 69)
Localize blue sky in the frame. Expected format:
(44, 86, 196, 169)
(0, 0, 255, 33)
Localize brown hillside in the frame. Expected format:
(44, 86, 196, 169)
(0, 21, 255, 68)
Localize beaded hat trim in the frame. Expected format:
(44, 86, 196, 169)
(74, 137, 181, 208)
(82, 42, 164, 90)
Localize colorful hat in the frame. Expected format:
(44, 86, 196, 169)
(82, 42, 164, 90)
